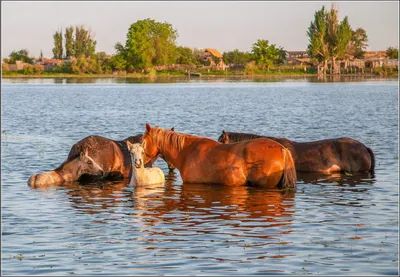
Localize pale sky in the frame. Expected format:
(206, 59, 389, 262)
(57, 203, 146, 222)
(1, 1, 399, 58)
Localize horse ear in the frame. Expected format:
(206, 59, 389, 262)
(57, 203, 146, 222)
(126, 141, 133, 150)
(142, 140, 147, 149)
(171, 127, 175, 131)
(80, 149, 88, 159)
(222, 130, 226, 135)
(146, 123, 151, 133)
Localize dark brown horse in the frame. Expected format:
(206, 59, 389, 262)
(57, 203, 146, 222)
(28, 134, 146, 188)
(142, 124, 297, 188)
(218, 131, 375, 174)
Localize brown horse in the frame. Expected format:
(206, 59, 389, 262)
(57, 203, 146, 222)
(28, 134, 146, 188)
(141, 124, 297, 188)
(218, 131, 375, 174)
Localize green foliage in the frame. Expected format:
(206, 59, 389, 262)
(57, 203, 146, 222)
(23, 65, 34, 75)
(307, 6, 329, 65)
(52, 30, 63, 59)
(251, 39, 285, 70)
(8, 49, 34, 64)
(386, 47, 399, 59)
(350, 28, 368, 59)
(118, 18, 178, 70)
(65, 26, 75, 59)
(74, 25, 96, 58)
(307, 5, 354, 74)
(175, 46, 197, 65)
(223, 49, 248, 65)
(192, 48, 205, 65)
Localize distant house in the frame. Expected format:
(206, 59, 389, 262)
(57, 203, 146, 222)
(6, 60, 30, 71)
(287, 58, 313, 66)
(35, 58, 63, 71)
(364, 51, 387, 59)
(202, 48, 225, 69)
(285, 51, 310, 66)
(286, 51, 309, 59)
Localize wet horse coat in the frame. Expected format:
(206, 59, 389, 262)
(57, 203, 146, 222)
(218, 131, 375, 174)
(28, 135, 144, 187)
(142, 124, 297, 188)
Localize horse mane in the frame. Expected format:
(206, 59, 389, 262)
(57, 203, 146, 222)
(225, 132, 269, 141)
(148, 127, 194, 153)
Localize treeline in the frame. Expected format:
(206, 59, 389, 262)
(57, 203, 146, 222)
(2, 6, 399, 76)
(306, 4, 395, 74)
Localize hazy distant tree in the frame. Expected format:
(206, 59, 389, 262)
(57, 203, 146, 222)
(65, 26, 75, 59)
(52, 30, 63, 59)
(326, 5, 352, 74)
(386, 47, 398, 59)
(350, 28, 368, 59)
(74, 25, 96, 58)
(223, 49, 252, 65)
(40, 49, 43, 60)
(8, 49, 34, 64)
(307, 6, 330, 74)
(175, 46, 197, 65)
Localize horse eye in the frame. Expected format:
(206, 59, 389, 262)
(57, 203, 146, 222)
(87, 161, 92, 165)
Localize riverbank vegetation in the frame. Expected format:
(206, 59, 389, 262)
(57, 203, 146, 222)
(2, 4, 398, 78)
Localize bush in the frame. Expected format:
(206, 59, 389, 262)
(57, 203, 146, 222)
(33, 63, 44, 75)
(23, 65, 34, 75)
(244, 61, 259, 75)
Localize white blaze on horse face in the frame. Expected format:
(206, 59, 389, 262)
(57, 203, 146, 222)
(80, 152, 104, 176)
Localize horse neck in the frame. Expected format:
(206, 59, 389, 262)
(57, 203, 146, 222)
(56, 158, 82, 182)
(154, 130, 197, 170)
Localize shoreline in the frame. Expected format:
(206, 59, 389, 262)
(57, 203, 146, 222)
(2, 72, 398, 79)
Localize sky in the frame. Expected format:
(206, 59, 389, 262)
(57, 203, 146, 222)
(1, 1, 399, 58)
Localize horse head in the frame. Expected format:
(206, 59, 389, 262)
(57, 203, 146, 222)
(28, 149, 105, 188)
(127, 142, 145, 169)
(217, 130, 230, 144)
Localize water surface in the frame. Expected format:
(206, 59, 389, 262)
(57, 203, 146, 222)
(1, 79, 398, 275)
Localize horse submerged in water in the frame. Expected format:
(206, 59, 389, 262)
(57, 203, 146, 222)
(218, 131, 375, 174)
(28, 134, 148, 188)
(141, 124, 297, 188)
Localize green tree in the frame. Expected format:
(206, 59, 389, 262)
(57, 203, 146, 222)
(118, 18, 178, 71)
(8, 49, 34, 64)
(175, 46, 197, 65)
(386, 47, 399, 59)
(307, 6, 330, 74)
(251, 39, 283, 71)
(65, 26, 75, 59)
(350, 28, 368, 59)
(326, 6, 352, 74)
(307, 5, 353, 74)
(74, 25, 96, 58)
(223, 49, 252, 65)
(52, 30, 63, 59)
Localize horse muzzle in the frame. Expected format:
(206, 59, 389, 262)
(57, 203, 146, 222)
(135, 159, 142, 168)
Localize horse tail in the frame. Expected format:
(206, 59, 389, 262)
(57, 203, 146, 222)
(367, 147, 375, 174)
(278, 148, 297, 189)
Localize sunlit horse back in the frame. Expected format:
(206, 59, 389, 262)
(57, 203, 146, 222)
(218, 130, 375, 174)
(142, 124, 296, 189)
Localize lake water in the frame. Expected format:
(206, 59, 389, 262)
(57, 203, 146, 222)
(1, 78, 398, 275)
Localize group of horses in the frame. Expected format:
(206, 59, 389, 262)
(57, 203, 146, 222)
(28, 124, 375, 189)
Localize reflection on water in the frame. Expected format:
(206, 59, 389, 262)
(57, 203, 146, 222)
(2, 75, 398, 84)
(1, 81, 398, 275)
